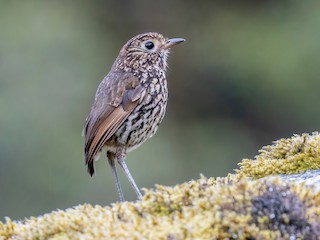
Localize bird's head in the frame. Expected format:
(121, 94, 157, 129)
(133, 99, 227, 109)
(115, 32, 185, 72)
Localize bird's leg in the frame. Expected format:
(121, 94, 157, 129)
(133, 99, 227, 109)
(116, 150, 142, 200)
(118, 158, 142, 200)
(107, 152, 125, 202)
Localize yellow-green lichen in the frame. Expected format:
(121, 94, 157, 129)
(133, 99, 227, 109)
(237, 132, 320, 178)
(1, 176, 320, 240)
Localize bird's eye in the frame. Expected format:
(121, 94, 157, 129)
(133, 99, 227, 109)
(145, 41, 155, 50)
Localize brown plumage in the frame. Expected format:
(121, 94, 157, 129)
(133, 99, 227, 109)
(83, 32, 185, 201)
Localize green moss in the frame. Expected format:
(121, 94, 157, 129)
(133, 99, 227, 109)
(237, 132, 320, 178)
(1, 133, 320, 239)
(1, 177, 320, 239)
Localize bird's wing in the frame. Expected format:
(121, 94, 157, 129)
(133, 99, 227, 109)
(83, 71, 145, 175)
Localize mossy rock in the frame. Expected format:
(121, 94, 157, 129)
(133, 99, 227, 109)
(1, 133, 320, 240)
(237, 132, 320, 178)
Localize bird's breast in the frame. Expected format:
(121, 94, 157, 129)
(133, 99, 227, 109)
(109, 73, 168, 151)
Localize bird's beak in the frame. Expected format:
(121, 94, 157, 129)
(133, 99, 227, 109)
(163, 38, 185, 49)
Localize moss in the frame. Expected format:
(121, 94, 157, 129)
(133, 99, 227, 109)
(251, 183, 319, 238)
(1, 177, 320, 239)
(1, 133, 320, 239)
(237, 132, 320, 178)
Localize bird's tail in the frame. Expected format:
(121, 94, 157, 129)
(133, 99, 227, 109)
(87, 160, 95, 176)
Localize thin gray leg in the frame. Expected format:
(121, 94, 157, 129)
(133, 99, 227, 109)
(107, 156, 125, 202)
(117, 158, 142, 200)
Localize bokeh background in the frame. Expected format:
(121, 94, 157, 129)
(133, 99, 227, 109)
(1, 0, 320, 220)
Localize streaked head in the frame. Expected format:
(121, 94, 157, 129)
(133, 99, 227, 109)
(116, 32, 185, 71)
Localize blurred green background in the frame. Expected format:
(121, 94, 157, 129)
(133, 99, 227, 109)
(1, 0, 320, 220)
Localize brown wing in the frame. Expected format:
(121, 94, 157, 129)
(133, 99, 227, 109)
(83, 71, 145, 175)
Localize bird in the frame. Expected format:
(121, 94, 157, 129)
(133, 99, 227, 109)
(83, 32, 185, 202)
